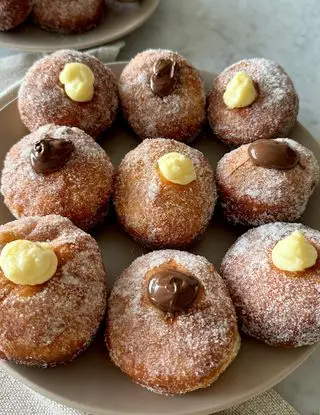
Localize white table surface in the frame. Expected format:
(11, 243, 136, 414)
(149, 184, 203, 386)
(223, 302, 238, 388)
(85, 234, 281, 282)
(0, 1, 319, 414)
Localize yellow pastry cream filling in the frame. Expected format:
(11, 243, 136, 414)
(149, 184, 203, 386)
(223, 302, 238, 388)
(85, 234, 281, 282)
(0, 240, 58, 285)
(158, 152, 196, 185)
(59, 62, 95, 102)
(272, 231, 318, 272)
(223, 71, 257, 109)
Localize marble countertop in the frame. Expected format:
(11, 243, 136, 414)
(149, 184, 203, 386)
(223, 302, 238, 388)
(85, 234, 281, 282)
(0, 0, 319, 414)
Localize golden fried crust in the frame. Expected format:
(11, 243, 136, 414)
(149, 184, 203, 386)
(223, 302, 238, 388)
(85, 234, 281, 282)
(208, 58, 299, 146)
(18, 50, 118, 138)
(0, 0, 32, 31)
(215, 138, 319, 226)
(32, 0, 105, 34)
(1, 124, 114, 231)
(114, 138, 216, 248)
(0, 215, 106, 367)
(119, 49, 206, 142)
(221, 223, 320, 347)
(106, 250, 240, 395)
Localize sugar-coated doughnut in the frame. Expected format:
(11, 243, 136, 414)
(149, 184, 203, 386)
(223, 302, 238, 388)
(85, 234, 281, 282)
(1, 125, 114, 231)
(119, 49, 206, 142)
(0, 215, 106, 366)
(216, 138, 319, 226)
(221, 222, 320, 347)
(0, 0, 32, 31)
(18, 50, 118, 139)
(114, 138, 216, 248)
(106, 250, 240, 394)
(32, 0, 105, 34)
(208, 58, 299, 146)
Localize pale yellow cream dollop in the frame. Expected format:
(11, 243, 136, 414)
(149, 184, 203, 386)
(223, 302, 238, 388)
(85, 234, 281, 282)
(0, 240, 58, 285)
(158, 152, 196, 185)
(59, 62, 95, 102)
(223, 71, 257, 109)
(272, 231, 318, 272)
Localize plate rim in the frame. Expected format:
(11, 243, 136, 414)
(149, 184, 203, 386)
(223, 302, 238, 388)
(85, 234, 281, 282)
(0, 0, 159, 52)
(0, 61, 317, 415)
(1, 345, 315, 415)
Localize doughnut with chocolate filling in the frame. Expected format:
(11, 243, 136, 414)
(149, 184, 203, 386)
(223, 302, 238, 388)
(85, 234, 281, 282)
(106, 250, 240, 395)
(1, 124, 114, 231)
(215, 138, 319, 226)
(119, 49, 206, 142)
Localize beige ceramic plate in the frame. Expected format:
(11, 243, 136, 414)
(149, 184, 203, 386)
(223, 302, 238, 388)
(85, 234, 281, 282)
(0, 63, 318, 415)
(0, 0, 159, 52)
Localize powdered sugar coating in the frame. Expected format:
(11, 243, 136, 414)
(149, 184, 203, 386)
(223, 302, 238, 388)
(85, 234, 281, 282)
(18, 49, 118, 138)
(114, 138, 216, 248)
(106, 250, 240, 395)
(221, 222, 320, 347)
(208, 58, 299, 146)
(1, 124, 114, 231)
(0, 215, 106, 366)
(119, 49, 206, 141)
(32, 0, 105, 34)
(0, 0, 32, 31)
(216, 138, 320, 226)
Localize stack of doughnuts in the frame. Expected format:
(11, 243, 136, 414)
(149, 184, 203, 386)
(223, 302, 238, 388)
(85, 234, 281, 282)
(0, 48, 319, 396)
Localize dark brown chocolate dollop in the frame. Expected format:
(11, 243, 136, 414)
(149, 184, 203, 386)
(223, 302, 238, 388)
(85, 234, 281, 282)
(248, 139, 299, 170)
(30, 136, 75, 174)
(150, 58, 180, 98)
(148, 268, 199, 313)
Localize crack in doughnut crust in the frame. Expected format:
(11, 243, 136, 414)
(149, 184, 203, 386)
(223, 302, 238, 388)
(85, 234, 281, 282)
(114, 138, 216, 248)
(0, 215, 106, 367)
(18, 50, 118, 138)
(106, 250, 240, 395)
(215, 138, 320, 226)
(221, 222, 320, 347)
(119, 49, 206, 142)
(1, 124, 114, 231)
(0, 0, 32, 31)
(208, 58, 299, 146)
(32, 0, 105, 34)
